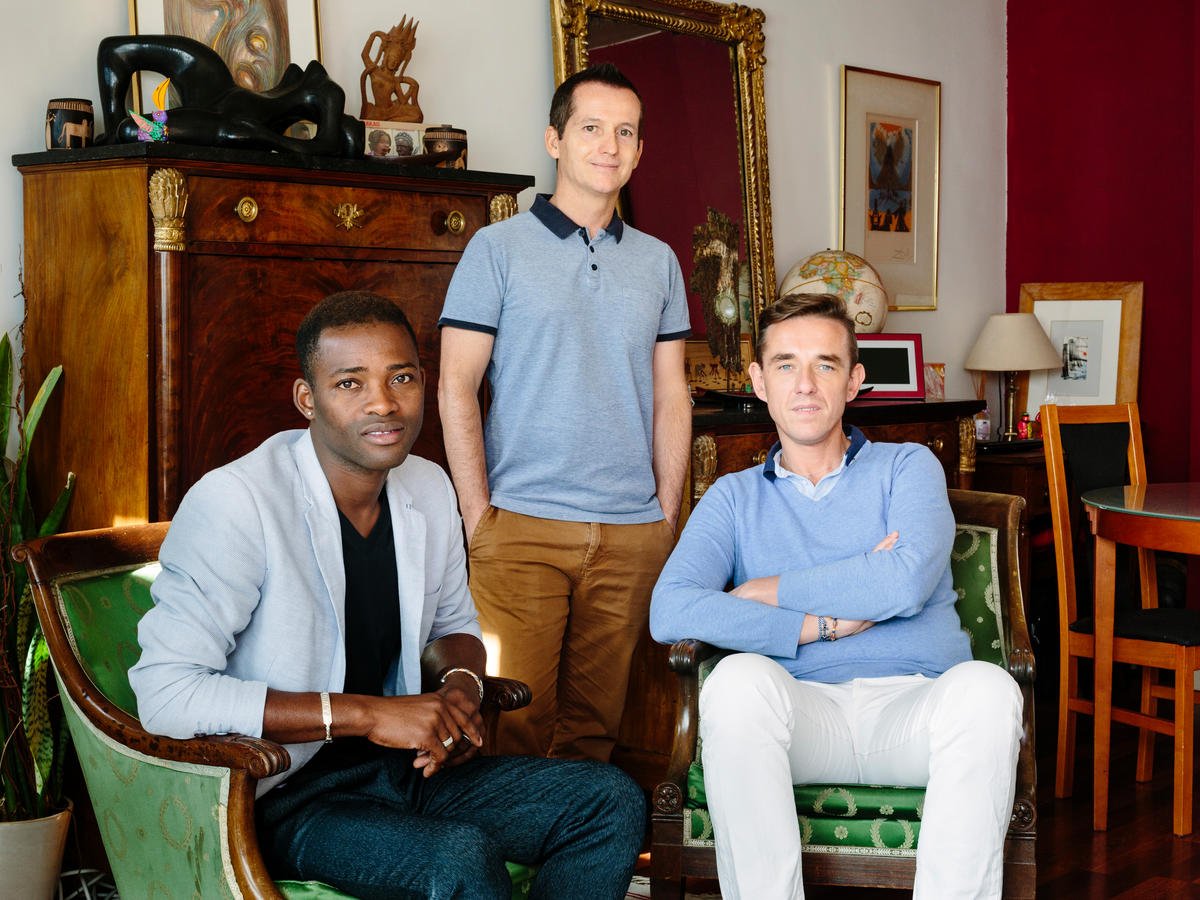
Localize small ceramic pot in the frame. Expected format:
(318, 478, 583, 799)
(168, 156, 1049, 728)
(46, 98, 94, 150)
(423, 125, 468, 169)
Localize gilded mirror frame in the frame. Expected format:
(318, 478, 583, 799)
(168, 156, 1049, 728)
(550, 0, 776, 335)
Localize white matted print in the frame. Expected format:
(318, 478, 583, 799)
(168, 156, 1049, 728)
(1026, 299, 1122, 406)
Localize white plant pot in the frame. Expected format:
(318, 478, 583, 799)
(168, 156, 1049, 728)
(0, 803, 71, 900)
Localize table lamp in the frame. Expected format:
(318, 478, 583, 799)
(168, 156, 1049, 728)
(964, 312, 1062, 441)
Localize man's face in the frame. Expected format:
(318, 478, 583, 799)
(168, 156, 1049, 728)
(294, 322, 424, 476)
(748, 316, 865, 453)
(545, 81, 643, 203)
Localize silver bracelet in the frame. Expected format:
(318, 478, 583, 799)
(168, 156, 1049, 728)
(817, 616, 829, 642)
(441, 667, 484, 700)
(319, 691, 333, 744)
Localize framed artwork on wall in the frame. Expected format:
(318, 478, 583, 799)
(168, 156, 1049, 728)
(1016, 281, 1143, 414)
(840, 66, 941, 311)
(130, 0, 322, 107)
(857, 333, 925, 399)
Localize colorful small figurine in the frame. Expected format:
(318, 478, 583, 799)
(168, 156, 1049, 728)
(128, 77, 171, 142)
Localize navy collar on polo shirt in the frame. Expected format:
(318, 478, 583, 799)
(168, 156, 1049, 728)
(531, 193, 625, 243)
(761, 425, 867, 482)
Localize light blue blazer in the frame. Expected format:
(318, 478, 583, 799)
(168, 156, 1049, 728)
(129, 429, 481, 794)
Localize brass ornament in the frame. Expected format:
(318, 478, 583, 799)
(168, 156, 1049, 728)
(489, 193, 519, 223)
(692, 434, 717, 500)
(147, 168, 188, 252)
(333, 202, 365, 230)
(958, 417, 977, 475)
(444, 210, 466, 235)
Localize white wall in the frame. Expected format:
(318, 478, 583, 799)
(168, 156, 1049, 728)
(0, 0, 1005, 400)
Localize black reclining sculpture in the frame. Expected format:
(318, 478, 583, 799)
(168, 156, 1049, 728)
(95, 34, 364, 157)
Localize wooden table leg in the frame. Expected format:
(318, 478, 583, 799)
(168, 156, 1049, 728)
(1092, 532, 1117, 831)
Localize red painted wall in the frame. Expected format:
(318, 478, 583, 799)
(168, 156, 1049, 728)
(1007, 0, 1197, 480)
(595, 31, 743, 337)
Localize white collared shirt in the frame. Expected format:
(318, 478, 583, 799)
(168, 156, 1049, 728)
(772, 449, 849, 501)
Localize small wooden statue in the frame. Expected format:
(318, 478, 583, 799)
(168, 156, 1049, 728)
(360, 17, 423, 122)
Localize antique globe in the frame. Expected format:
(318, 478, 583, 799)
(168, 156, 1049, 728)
(778, 250, 889, 333)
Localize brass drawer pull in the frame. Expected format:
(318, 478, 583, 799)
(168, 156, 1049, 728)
(234, 196, 258, 223)
(751, 449, 769, 466)
(445, 210, 466, 235)
(926, 437, 945, 454)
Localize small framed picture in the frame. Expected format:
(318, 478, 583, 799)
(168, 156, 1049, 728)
(362, 120, 425, 159)
(857, 333, 925, 399)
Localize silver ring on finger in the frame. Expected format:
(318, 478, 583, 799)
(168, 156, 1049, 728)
(441, 735, 455, 749)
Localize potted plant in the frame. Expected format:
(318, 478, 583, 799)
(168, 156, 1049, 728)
(0, 329, 75, 898)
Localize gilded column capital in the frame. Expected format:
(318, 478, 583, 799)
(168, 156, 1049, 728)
(148, 168, 188, 252)
(489, 193, 519, 224)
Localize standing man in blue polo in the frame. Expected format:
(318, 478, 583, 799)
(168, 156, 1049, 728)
(438, 62, 692, 761)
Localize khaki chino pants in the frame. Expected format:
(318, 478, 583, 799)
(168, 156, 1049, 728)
(469, 506, 675, 761)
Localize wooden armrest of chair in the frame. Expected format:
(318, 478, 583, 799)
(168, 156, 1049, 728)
(654, 640, 726, 814)
(483, 675, 531, 711)
(132, 731, 292, 779)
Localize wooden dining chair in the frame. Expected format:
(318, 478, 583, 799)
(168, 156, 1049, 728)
(1042, 401, 1200, 835)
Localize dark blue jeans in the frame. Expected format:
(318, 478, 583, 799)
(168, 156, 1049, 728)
(255, 749, 644, 899)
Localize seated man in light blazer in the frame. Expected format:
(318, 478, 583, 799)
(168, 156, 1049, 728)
(130, 290, 643, 900)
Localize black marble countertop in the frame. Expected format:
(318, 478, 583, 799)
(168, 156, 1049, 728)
(13, 142, 535, 190)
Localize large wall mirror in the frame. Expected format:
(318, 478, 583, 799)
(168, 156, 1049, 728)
(551, 0, 775, 352)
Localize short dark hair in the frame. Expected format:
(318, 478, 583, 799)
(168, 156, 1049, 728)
(296, 291, 419, 383)
(756, 293, 859, 367)
(549, 62, 643, 137)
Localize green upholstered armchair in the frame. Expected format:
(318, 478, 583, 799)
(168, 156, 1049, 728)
(648, 489, 1037, 899)
(14, 523, 536, 900)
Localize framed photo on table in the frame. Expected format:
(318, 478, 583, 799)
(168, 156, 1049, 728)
(130, 0, 322, 108)
(856, 333, 925, 399)
(1016, 281, 1143, 415)
(840, 66, 941, 311)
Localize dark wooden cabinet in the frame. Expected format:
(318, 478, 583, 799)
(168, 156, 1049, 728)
(973, 444, 1053, 625)
(614, 397, 985, 787)
(16, 145, 532, 530)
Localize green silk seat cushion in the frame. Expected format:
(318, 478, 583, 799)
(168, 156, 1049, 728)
(52, 566, 537, 900)
(683, 523, 1004, 855)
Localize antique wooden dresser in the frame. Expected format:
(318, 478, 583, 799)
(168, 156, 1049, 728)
(15, 145, 532, 530)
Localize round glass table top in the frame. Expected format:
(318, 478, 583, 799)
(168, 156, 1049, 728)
(1081, 483, 1200, 523)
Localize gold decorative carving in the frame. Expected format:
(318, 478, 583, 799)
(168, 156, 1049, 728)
(333, 203, 365, 230)
(550, 0, 775, 337)
(958, 417, 977, 475)
(692, 434, 717, 501)
(489, 193, 519, 223)
(148, 168, 188, 252)
(234, 196, 259, 223)
(444, 210, 466, 235)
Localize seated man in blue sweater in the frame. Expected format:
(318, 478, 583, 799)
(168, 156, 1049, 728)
(650, 293, 1022, 900)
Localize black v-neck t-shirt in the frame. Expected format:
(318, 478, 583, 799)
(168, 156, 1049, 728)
(338, 492, 402, 696)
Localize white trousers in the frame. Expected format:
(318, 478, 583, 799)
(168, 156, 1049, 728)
(699, 654, 1023, 900)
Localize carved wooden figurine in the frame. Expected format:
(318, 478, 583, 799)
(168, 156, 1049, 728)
(359, 17, 424, 122)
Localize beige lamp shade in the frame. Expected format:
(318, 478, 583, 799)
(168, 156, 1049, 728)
(964, 313, 1062, 372)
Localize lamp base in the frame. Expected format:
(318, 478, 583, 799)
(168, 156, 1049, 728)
(1000, 370, 1020, 441)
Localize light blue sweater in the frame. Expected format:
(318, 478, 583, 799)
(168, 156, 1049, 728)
(649, 430, 971, 682)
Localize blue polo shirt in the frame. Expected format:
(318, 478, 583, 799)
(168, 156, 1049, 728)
(439, 194, 691, 523)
